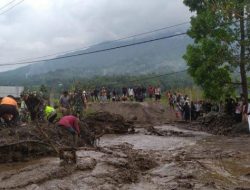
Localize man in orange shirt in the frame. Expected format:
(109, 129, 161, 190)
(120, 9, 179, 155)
(0, 95, 19, 125)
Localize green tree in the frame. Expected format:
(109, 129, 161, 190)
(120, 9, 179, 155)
(183, 0, 250, 101)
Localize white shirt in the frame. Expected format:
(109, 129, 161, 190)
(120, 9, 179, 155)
(155, 88, 161, 95)
(128, 88, 134, 96)
(248, 103, 250, 114)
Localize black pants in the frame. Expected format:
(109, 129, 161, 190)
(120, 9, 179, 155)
(155, 94, 161, 101)
(57, 124, 76, 135)
(0, 104, 19, 124)
(235, 113, 242, 123)
(48, 112, 57, 124)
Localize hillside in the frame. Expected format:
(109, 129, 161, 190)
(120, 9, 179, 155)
(0, 30, 192, 86)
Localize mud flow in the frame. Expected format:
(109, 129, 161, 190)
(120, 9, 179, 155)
(0, 102, 250, 189)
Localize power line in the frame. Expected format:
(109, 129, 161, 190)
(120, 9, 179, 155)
(1, 12, 247, 68)
(0, 32, 188, 67)
(8, 21, 190, 63)
(2, 15, 248, 67)
(0, 0, 18, 12)
(0, 0, 25, 16)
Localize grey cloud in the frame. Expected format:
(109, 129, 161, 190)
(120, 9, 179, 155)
(0, 0, 192, 71)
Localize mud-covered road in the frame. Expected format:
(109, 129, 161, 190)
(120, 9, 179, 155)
(1, 124, 250, 190)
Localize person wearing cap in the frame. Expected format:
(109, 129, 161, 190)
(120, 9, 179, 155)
(0, 95, 19, 125)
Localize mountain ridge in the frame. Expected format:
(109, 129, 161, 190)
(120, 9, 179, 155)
(0, 29, 192, 85)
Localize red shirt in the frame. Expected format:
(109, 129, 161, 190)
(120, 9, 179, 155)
(58, 115, 80, 134)
(148, 87, 154, 95)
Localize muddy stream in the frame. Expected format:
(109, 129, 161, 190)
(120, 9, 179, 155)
(1, 125, 250, 190)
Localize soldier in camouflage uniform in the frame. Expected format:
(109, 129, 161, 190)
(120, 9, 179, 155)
(72, 89, 86, 119)
(23, 91, 45, 122)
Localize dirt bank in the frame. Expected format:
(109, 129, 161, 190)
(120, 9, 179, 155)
(88, 102, 175, 126)
(196, 112, 249, 136)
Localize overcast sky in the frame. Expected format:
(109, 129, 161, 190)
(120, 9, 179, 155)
(0, 0, 192, 71)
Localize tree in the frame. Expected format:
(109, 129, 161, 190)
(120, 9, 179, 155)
(183, 0, 250, 102)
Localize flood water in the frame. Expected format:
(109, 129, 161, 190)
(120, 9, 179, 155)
(1, 125, 250, 190)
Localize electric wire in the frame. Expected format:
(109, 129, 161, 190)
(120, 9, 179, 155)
(0, 32, 188, 67)
(0, 15, 248, 68)
(0, 0, 18, 12)
(0, 0, 24, 16)
(5, 21, 190, 63)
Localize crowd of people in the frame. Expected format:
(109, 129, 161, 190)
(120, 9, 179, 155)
(84, 85, 162, 102)
(81, 86, 161, 102)
(0, 89, 86, 145)
(0, 85, 163, 129)
(0, 86, 249, 140)
(167, 91, 250, 123)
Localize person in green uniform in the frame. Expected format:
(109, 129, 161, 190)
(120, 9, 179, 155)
(72, 89, 86, 119)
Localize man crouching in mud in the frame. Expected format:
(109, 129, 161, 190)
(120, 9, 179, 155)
(57, 115, 80, 146)
(57, 115, 100, 147)
(56, 115, 97, 164)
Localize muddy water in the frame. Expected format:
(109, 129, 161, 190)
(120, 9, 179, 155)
(195, 136, 250, 189)
(0, 125, 250, 190)
(101, 126, 208, 151)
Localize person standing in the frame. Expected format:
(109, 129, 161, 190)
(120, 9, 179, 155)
(235, 98, 243, 123)
(59, 91, 71, 116)
(23, 92, 44, 122)
(154, 86, 161, 101)
(247, 102, 250, 131)
(243, 101, 250, 131)
(93, 88, 99, 102)
(183, 101, 190, 122)
(100, 87, 107, 102)
(147, 85, 154, 100)
(122, 87, 128, 97)
(128, 88, 134, 101)
(194, 101, 202, 119)
(72, 89, 86, 119)
(169, 94, 175, 110)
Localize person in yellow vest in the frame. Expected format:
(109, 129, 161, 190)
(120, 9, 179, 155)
(44, 105, 57, 126)
(0, 95, 19, 125)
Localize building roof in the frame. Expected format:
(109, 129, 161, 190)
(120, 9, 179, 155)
(0, 86, 24, 98)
